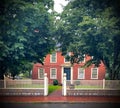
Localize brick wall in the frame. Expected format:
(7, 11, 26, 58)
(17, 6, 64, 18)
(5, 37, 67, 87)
(67, 89, 120, 96)
(0, 89, 44, 96)
(32, 51, 106, 83)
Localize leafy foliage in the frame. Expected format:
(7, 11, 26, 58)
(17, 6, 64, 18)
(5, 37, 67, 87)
(53, 79, 58, 85)
(58, 0, 120, 79)
(0, 0, 55, 79)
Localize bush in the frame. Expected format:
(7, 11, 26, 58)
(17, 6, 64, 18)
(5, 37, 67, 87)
(53, 80, 58, 85)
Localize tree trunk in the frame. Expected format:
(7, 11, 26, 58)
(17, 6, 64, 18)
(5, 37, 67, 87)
(104, 61, 118, 80)
(0, 65, 7, 80)
(108, 69, 118, 80)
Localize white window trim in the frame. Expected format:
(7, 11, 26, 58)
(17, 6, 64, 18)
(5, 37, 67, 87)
(83, 54, 86, 63)
(50, 52, 57, 63)
(50, 68, 57, 79)
(38, 68, 44, 79)
(64, 58, 70, 63)
(78, 68, 85, 79)
(91, 68, 98, 79)
(64, 52, 71, 63)
(79, 54, 85, 63)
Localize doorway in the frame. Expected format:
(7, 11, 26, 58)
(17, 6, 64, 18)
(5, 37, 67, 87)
(64, 67, 71, 80)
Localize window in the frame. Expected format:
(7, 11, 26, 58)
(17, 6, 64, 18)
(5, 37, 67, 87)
(50, 52, 57, 63)
(50, 68, 57, 79)
(82, 54, 85, 63)
(91, 68, 98, 79)
(78, 68, 85, 79)
(79, 54, 85, 63)
(38, 68, 44, 79)
(64, 52, 70, 63)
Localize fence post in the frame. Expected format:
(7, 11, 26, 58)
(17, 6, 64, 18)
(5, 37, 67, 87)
(4, 75, 6, 89)
(44, 73, 48, 96)
(103, 79, 105, 89)
(71, 66, 73, 84)
(63, 73, 67, 96)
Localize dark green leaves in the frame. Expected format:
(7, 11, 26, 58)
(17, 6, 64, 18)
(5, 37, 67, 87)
(0, 0, 55, 79)
(58, 0, 120, 79)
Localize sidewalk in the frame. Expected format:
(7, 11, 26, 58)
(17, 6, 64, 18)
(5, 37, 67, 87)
(0, 89, 120, 103)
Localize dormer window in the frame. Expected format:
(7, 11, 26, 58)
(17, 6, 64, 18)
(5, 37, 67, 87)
(64, 52, 70, 63)
(50, 52, 57, 63)
(79, 54, 85, 63)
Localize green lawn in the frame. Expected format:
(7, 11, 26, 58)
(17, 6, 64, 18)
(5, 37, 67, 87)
(48, 85, 62, 94)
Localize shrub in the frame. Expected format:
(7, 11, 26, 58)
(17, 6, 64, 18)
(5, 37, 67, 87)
(53, 80, 58, 85)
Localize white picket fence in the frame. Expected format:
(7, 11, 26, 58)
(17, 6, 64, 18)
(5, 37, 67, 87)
(0, 73, 48, 96)
(67, 80, 120, 90)
(0, 80, 44, 89)
(62, 73, 120, 96)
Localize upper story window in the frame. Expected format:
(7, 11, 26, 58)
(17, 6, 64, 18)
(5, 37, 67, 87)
(38, 68, 44, 79)
(50, 68, 57, 79)
(79, 54, 85, 63)
(50, 52, 57, 63)
(64, 52, 70, 63)
(91, 68, 98, 79)
(78, 68, 85, 79)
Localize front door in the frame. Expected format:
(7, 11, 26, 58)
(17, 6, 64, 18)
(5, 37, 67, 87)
(64, 67, 71, 80)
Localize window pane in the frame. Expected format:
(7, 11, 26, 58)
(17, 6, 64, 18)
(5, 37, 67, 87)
(78, 68, 84, 79)
(39, 68, 44, 79)
(51, 68, 57, 79)
(79, 54, 85, 63)
(51, 53, 56, 62)
(65, 52, 70, 62)
(92, 68, 98, 79)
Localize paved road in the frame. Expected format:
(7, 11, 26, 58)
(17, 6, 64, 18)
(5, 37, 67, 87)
(1, 103, 120, 108)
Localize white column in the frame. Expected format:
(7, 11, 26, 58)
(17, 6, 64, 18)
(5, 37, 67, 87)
(63, 73, 67, 96)
(103, 79, 105, 89)
(71, 66, 73, 84)
(61, 66, 63, 84)
(44, 73, 48, 96)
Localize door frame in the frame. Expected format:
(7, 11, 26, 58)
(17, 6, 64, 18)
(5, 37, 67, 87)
(61, 66, 73, 84)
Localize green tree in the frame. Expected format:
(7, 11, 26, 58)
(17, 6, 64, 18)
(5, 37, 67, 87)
(58, 0, 120, 79)
(0, 0, 55, 79)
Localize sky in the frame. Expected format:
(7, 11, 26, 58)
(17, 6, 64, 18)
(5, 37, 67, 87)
(54, 0, 69, 13)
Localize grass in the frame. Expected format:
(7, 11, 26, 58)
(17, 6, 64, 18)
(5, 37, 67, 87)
(48, 85, 62, 94)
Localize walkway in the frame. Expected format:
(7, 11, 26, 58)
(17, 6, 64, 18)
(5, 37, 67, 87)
(0, 89, 120, 103)
(48, 89, 62, 97)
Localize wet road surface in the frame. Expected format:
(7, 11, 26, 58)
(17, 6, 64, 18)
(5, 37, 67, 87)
(0, 103, 120, 108)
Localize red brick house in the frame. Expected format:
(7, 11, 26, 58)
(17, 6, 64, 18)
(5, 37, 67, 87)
(32, 51, 106, 84)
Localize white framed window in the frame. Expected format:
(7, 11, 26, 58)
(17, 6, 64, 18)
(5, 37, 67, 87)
(78, 68, 85, 79)
(50, 52, 57, 63)
(79, 54, 85, 63)
(91, 68, 98, 79)
(38, 68, 44, 79)
(82, 54, 85, 63)
(50, 68, 57, 79)
(64, 52, 70, 63)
